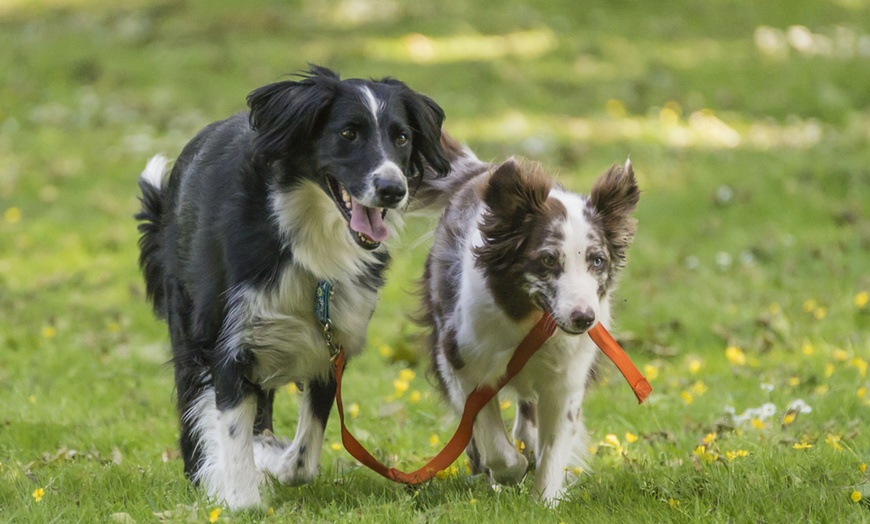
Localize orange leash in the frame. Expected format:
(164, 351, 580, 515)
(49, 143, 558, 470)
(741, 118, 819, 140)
(330, 311, 651, 485)
(588, 323, 652, 404)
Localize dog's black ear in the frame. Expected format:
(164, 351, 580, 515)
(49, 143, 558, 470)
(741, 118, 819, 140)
(383, 79, 449, 178)
(590, 159, 640, 253)
(247, 66, 340, 160)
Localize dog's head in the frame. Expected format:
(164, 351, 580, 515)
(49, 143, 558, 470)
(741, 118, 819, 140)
(247, 65, 449, 250)
(474, 159, 639, 334)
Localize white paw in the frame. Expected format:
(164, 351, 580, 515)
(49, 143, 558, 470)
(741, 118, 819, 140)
(253, 430, 291, 474)
(488, 451, 528, 485)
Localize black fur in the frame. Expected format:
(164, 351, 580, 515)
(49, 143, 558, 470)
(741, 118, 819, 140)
(136, 66, 448, 492)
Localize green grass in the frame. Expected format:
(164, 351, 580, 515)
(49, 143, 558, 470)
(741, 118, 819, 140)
(2, 0, 870, 521)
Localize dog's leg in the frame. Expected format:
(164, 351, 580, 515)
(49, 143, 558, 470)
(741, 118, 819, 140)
(253, 387, 275, 434)
(472, 395, 528, 485)
(259, 376, 336, 486)
(203, 357, 263, 509)
(512, 399, 538, 469)
(533, 388, 586, 505)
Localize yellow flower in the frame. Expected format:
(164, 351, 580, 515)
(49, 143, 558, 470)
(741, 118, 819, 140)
(41, 326, 56, 339)
(825, 434, 843, 452)
(855, 291, 869, 309)
(813, 307, 827, 320)
(782, 412, 796, 426)
(680, 391, 694, 405)
(267, 507, 275, 516)
(499, 399, 512, 411)
(330, 442, 341, 451)
(571, 466, 583, 475)
(378, 344, 394, 358)
(793, 442, 812, 450)
(751, 418, 765, 429)
(788, 376, 801, 387)
(688, 358, 702, 374)
(286, 382, 299, 395)
(691, 380, 708, 395)
(769, 302, 781, 314)
(833, 349, 849, 362)
(32, 488, 45, 502)
(643, 364, 660, 381)
(429, 434, 441, 446)
(515, 439, 526, 452)
(824, 363, 835, 378)
(393, 378, 409, 397)
(347, 402, 360, 419)
(858, 387, 866, 399)
(399, 368, 415, 382)
(435, 466, 458, 479)
(802, 343, 814, 356)
(815, 384, 829, 395)
(851, 491, 862, 503)
(4, 207, 21, 224)
(703, 433, 716, 445)
(604, 434, 621, 447)
(859, 463, 867, 473)
(726, 450, 749, 461)
(28, 395, 36, 404)
(209, 507, 222, 522)
(803, 299, 817, 312)
(851, 358, 867, 378)
(725, 346, 746, 366)
(693, 445, 717, 463)
(625, 432, 639, 444)
(668, 497, 681, 509)
(408, 390, 422, 403)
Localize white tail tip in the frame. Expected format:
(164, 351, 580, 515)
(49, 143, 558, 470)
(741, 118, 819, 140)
(140, 154, 170, 189)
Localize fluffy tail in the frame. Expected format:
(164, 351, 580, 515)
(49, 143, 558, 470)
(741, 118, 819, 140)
(407, 131, 490, 214)
(135, 154, 170, 319)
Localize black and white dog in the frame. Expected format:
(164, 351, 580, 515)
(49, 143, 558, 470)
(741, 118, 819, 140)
(136, 66, 452, 508)
(418, 155, 639, 504)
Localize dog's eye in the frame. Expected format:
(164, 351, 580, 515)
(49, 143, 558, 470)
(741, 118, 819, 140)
(396, 133, 409, 146)
(540, 254, 557, 268)
(340, 128, 357, 141)
(592, 256, 605, 269)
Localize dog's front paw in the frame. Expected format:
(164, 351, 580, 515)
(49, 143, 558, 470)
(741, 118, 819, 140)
(253, 430, 291, 474)
(488, 451, 528, 485)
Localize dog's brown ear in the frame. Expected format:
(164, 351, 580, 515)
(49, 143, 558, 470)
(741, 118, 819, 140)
(482, 158, 551, 224)
(590, 159, 640, 252)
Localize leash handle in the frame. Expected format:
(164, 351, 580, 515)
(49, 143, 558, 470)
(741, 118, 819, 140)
(588, 323, 652, 404)
(333, 311, 557, 485)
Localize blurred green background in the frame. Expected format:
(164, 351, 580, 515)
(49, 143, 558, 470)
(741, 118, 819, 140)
(1, 0, 869, 522)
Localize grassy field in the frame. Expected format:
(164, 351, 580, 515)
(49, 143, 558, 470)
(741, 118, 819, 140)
(2, 0, 870, 521)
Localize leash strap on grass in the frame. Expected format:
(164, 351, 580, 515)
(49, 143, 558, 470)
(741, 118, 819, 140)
(329, 308, 650, 484)
(332, 311, 557, 485)
(588, 323, 652, 404)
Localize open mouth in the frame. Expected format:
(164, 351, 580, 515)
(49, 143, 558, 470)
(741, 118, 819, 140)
(326, 176, 389, 251)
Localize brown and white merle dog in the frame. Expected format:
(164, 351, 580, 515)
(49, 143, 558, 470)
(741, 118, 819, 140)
(418, 154, 639, 504)
(136, 66, 461, 509)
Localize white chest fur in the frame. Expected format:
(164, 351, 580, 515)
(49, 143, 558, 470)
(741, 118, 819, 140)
(227, 264, 378, 390)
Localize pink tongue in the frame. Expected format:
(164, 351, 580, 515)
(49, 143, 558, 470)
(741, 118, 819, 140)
(349, 198, 389, 242)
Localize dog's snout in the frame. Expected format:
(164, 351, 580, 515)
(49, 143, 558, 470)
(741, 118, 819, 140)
(569, 306, 596, 332)
(374, 178, 406, 206)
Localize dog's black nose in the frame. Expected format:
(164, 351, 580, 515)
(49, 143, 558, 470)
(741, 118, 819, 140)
(375, 178, 406, 206)
(570, 306, 595, 332)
